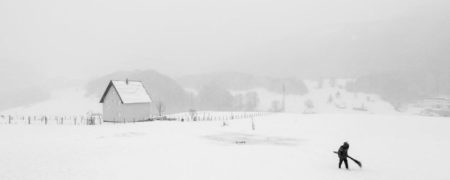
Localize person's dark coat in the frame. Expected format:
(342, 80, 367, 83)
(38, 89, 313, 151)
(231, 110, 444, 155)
(338, 142, 349, 159)
(338, 142, 350, 169)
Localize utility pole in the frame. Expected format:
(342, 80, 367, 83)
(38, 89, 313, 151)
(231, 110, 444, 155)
(282, 84, 286, 112)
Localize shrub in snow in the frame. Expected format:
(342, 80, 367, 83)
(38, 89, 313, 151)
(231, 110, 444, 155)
(336, 91, 341, 99)
(270, 100, 282, 112)
(305, 99, 314, 109)
(328, 95, 334, 103)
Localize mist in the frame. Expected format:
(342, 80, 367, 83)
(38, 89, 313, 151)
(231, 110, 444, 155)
(2, 0, 449, 79)
(2, 1, 450, 179)
(1, 0, 450, 112)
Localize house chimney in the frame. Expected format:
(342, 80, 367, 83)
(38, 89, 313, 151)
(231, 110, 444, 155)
(126, 78, 129, 85)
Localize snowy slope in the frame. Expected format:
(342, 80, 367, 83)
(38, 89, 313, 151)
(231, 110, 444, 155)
(1, 79, 396, 116)
(0, 113, 448, 180)
(0, 88, 101, 116)
(231, 79, 397, 114)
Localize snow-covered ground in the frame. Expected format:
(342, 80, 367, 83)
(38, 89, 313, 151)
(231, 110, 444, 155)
(0, 113, 448, 180)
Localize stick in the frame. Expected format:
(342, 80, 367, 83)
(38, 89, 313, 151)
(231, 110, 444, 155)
(333, 151, 362, 168)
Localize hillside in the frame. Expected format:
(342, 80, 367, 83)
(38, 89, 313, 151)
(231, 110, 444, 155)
(0, 76, 398, 116)
(0, 60, 51, 111)
(0, 88, 100, 116)
(347, 70, 450, 109)
(227, 79, 397, 114)
(177, 72, 308, 95)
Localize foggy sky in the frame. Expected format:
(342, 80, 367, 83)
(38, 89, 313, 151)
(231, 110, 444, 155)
(1, 0, 449, 82)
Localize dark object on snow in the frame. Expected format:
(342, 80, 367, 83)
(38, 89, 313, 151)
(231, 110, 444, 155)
(348, 155, 362, 168)
(334, 142, 362, 169)
(339, 157, 349, 169)
(337, 142, 349, 159)
(337, 142, 350, 169)
(335, 152, 362, 168)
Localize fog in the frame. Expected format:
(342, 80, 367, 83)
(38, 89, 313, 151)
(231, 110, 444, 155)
(1, 0, 450, 111)
(2, 0, 449, 79)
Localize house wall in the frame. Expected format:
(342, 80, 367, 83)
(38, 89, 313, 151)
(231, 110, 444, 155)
(102, 87, 152, 122)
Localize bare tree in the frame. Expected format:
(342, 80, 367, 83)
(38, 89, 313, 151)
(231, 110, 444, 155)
(156, 101, 166, 117)
(330, 78, 337, 87)
(189, 109, 197, 121)
(245, 91, 259, 111)
(232, 94, 244, 111)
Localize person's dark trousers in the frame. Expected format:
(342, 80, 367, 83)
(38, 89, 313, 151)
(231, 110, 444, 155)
(339, 158, 349, 169)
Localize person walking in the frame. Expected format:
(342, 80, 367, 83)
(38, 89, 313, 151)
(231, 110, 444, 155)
(338, 142, 350, 170)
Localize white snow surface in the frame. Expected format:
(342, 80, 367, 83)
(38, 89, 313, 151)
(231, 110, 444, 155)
(0, 113, 448, 180)
(110, 81, 152, 104)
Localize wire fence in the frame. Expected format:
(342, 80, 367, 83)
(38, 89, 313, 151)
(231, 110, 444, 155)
(0, 115, 102, 125)
(0, 111, 271, 125)
(165, 111, 271, 122)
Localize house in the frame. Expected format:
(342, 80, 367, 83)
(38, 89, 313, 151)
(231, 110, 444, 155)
(100, 79, 153, 122)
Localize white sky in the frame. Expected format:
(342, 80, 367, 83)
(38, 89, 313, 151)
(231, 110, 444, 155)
(1, 0, 449, 81)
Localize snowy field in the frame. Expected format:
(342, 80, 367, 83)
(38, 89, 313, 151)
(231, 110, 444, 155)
(0, 113, 449, 180)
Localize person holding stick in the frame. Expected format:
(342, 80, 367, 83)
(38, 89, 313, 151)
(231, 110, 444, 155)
(334, 142, 362, 170)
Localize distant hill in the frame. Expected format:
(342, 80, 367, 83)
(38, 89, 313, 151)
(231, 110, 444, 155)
(86, 71, 309, 113)
(0, 75, 398, 116)
(0, 60, 51, 111)
(227, 79, 397, 114)
(177, 72, 308, 95)
(0, 87, 50, 111)
(85, 70, 192, 114)
(346, 70, 450, 109)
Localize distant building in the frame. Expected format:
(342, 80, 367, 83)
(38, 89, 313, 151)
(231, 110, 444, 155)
(100, 79, 153, 122)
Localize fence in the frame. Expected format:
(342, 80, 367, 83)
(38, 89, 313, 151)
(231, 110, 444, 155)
(165, 111, 271, 122)
(0, 111, 271, 125)
(0, 115, 102, 125)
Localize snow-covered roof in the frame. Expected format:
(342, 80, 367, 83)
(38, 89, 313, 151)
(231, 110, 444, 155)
(100, 80, 152, 104)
